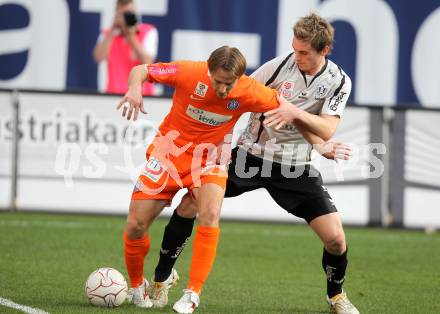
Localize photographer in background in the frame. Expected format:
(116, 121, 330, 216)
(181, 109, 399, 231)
(93, 0, 158, 95)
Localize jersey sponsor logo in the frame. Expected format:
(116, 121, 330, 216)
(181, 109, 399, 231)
(282, 90, 292, 98)
(281, 81, 294, 98)
(194, 81, 208, 97)
(315, 84, 328, 99)
(143, 156, 167, 182)
(146, 65, 179, 75)
(226, 99, 239, 110)
(186, 104, 232, 126)
(283, 81, 293, 89)
(329, 91, 347, 111)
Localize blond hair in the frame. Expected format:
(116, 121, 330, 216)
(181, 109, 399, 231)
(293, 13, 334, 53)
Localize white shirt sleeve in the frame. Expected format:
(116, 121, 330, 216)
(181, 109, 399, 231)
(142, 27, 158, 60)
(321, 74, 352, 117)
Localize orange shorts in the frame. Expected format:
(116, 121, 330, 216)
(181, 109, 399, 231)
(132, 145, 227, 202)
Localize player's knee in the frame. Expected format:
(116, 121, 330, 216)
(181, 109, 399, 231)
(176, 194, 198, 218)
(125, 217, 147, 239)
(325, 233, 346, 255)
(176, 205, 197, 218)
(198, 204, 221, 226)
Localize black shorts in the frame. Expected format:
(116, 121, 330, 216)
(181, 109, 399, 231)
(225, 147, 337, 223)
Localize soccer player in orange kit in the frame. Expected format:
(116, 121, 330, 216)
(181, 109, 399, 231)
(116, 46, 295, 313)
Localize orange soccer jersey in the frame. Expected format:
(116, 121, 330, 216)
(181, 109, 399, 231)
(132, 60, 279, 201)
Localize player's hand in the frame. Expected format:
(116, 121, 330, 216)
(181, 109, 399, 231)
(263, 94, 299, 129)
(314, 141, 352, 161)
(116, 87, 147, 121)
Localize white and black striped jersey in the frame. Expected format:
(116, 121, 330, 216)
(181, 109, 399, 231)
(237, 51, 352, 165)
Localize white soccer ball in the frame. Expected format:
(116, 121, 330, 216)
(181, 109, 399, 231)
(85, 267, 128, 307)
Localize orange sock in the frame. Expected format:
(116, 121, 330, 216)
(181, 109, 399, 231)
(187, 225, 220, 294)
(123, 231, 150, 288)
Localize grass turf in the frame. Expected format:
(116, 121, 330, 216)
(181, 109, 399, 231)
(0, 212, 439, 313)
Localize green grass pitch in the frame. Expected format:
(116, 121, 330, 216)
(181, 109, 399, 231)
(0, 212, 439, 313)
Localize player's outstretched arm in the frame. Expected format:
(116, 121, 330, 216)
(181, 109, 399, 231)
(295, 124, 351, 161)
(264, 94, 339, 141)
(261, 94, 350, 161)
(116, 64, 148, 121)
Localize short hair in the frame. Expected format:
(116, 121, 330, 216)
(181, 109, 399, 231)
(293, 13, 334, 53)
(207, 46, 247, 78)
(117, 0, 133, 6)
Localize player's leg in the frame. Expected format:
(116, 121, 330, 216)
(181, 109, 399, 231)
(153, 151, 264, 308)
(188, 183, 224, 290)
(124, 198, 168, 307)
(309, 213, 359, 314)
(153, 147, 263, 292)
(173, 182, 224, 313)
(266, 165, 358, 313)
(154, 193, 197, 282)
(309, 212, 347, 295)
(267, 181, 345, 293)
(151, 193, 197, 307)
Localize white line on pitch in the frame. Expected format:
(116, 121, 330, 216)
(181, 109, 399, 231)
(0, 297, 49, 314)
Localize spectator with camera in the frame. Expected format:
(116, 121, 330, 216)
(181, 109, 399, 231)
(93, 0, 158, 95)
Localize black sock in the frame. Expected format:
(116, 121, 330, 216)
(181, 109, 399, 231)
(322, 247, 348, 298)
(154, 210, 195, 282)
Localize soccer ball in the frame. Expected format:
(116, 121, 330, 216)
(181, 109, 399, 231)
(84, 267, 128, 307)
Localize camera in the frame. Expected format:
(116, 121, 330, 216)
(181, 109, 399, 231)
(123, 11, 137, 27)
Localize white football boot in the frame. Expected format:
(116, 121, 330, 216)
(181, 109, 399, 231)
(151, 268, 180, 307)
(127, 279, 153, 308)
(326, 291, 360, 314)
(172, 289, 200, 313)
